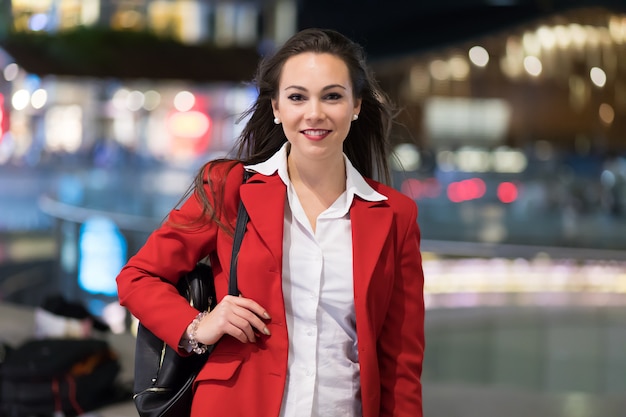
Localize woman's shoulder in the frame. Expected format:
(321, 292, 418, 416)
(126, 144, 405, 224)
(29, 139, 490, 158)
(199, 159, 246, 207)
(202, 159, 244, 182)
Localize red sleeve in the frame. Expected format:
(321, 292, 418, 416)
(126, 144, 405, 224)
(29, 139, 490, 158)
(116, 161, 243, 351)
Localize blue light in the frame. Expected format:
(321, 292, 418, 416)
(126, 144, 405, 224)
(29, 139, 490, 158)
(78, 217, 127, 296)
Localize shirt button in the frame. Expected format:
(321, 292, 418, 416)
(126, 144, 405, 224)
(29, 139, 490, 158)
(305, 369, 314, 377)
(306, 328, 313, 336)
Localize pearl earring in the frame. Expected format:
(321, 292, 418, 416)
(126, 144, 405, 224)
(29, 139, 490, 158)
(352, 114, 359, 121)
(273, 117, 280, 125)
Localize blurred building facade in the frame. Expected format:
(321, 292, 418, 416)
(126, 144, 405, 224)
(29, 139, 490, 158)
(373, 6, 626, 252)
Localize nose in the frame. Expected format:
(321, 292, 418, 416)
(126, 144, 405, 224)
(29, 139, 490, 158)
(305, 99, 325, 122)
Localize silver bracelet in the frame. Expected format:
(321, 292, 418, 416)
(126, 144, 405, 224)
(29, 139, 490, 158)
(187, 311, 209, 354)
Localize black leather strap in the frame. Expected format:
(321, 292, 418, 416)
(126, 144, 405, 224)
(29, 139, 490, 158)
(228, 169, 251, 296)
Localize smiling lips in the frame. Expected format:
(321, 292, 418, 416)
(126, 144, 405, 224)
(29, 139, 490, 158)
(301, 129, 332, 141)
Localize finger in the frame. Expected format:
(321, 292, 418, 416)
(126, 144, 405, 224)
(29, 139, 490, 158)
(208, 306, 256, 343)
(232, 308, 271, 337)
(225, 321, 255, 343)
(229, 314, 258, 342)
(196, 306, 254, 344)
(224, 295, 271, 320)
(211, 296, 271, 341)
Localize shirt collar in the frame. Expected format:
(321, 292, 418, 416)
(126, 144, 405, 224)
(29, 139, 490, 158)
(245, 142, 387, 202)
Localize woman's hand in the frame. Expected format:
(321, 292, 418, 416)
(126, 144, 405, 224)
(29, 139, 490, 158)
(191, 295, 271, 345)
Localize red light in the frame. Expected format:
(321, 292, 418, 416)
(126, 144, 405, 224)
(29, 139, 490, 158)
(401, 178, 442, 200)
(401, 178, 422, 199)
(469, 178, 486, 198)
(497, 182, 518, 203)
(447, 178, 486, 203)
(447, 182, 462, 202)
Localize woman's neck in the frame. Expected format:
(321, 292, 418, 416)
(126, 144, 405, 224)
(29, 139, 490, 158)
(286, 151, 347, 233)
(287, 152, 346, 195)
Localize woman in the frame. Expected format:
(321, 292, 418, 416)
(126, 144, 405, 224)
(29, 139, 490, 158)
(116, 28, 425, 417)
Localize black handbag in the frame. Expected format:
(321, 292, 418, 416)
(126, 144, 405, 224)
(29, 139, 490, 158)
(132, 172, 250, 417)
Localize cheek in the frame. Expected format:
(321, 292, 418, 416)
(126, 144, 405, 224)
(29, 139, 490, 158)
(280, 109, 302, 125)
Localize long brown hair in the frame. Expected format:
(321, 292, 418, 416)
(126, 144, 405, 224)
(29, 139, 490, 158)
(185, 28, 396, 233)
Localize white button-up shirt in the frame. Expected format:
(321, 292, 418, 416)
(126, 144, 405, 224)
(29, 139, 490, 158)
(246, 143, 386, 417)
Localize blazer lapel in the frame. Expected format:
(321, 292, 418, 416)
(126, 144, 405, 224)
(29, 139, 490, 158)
(239, 173, 286, 270)
(240, 172, 392, 303)
(351, 198, 392, 308)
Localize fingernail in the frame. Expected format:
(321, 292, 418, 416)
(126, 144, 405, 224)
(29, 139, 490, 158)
(263, 312, 271, 319)
(263, 327, 271, 336)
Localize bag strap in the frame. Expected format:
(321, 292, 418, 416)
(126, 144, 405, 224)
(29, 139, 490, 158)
(228, 169, 252, 296)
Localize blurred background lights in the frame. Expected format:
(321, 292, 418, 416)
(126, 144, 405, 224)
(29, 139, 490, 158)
(497, 182, 519, 203)
(608, 15, 626, 43)
(126, 90, 145, 112)
(12, 89, 30, 111)
(409, 65, 430, 98)
(447, 178, 487, 203)
(523, 55, 543, 76)
(112, 88, 130, 111)
(44, 105, 83, 152)
(28, 13, 48, 31)
(31, 89, 48, 110)
(174, 90, 196, 112)
(448, 55, 470, 80)
(500, 37, 524, 79)
(585, 25, 600, 47)
(455, 147, 491, 172)
(537, 26, 557, 49)
(391, 143, 421, 171)
(429, 59, 450, 81)
(400, 177, 442, 200)
(553, 25, 572, 48)
(78, 217, 127, 297)
(522, 31, 541, 55)
(143, 90, 161, 111)
(401, 178, 422, 199)
(590, 67, 607, 87)
(468, 45, 489, 67)
(599, 103, 615, 125)
(492, 147, 528, 173)
(167, 110, 211, 139)
(112, 111, 135, 147)
(601, 169, 616, 188)
(3, 63, 19, 81)
(569, 23, 587, 48)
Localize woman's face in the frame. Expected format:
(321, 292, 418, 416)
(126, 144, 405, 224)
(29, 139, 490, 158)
(272, 52, 361, 165)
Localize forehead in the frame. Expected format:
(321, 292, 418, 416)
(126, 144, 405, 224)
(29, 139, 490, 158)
(279, 52, 351, 87)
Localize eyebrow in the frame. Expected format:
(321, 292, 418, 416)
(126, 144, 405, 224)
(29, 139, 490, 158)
(283, 84, 347, 92)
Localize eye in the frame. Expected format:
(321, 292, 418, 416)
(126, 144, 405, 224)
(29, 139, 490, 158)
(325, 92, 342, 100)
(287, 94, 305, 102)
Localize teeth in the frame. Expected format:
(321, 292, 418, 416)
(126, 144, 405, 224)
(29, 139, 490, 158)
(303, 130, 328, 136)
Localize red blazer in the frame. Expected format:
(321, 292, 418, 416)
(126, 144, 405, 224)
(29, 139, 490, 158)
(116, 162, 425, 417)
